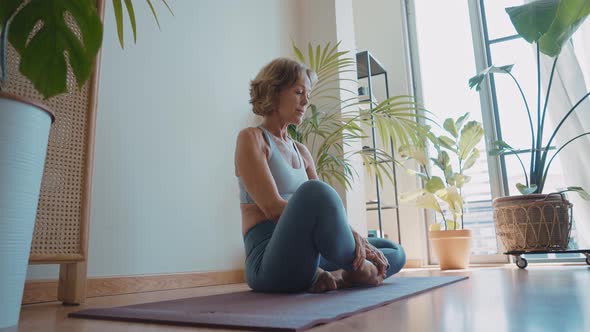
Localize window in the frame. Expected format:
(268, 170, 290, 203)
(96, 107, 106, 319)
(408, 0, 586, 263)
(410, 0, 504, 263)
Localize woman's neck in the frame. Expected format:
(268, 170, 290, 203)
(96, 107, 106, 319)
(261, 116, 289, 141)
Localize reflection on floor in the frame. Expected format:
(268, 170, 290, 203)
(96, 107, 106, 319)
(19, 264, 590, 332)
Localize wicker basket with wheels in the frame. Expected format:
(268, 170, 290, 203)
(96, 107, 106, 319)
(493, 194, 572, 251)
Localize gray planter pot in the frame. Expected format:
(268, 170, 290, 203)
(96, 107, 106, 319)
(0, 92, 54, 330)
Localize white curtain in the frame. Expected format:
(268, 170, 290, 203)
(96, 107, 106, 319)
(540, 23, 590, 248)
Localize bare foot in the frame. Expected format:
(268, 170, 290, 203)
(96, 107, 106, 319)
(308, 270, 346, 293)
(341, 259, 383, 287)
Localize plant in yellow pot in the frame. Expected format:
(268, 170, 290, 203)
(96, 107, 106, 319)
(400, 114, 484, 270)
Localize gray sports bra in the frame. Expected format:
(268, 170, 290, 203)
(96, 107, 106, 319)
(237, 126, 309, 203)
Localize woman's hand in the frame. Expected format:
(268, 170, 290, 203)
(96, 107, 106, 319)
(365, 242, 389, 278)
(351, 228, 389, 277)
(351, 229, 367, 271)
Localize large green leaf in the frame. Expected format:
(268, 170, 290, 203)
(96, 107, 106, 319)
(507, 0, 590, 57)
(539, 0, 590, 56)
(9, 0, 103, 98)
(506, 0, 558, 43)
(458, 121, 484, 160)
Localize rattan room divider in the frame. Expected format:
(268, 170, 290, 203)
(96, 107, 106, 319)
(2, 0, 105, 304)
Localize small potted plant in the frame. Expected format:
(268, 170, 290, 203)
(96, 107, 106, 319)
(469, 0, 590, 252)
(399, 114, 484, 270)
(0, 1, 170, 330)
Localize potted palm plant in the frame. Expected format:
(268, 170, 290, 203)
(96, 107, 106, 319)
(399, 114, 484, 270)
(469, 0, 590, 252)
(290, 41, 427, 190)
(0, 1, 170, 330)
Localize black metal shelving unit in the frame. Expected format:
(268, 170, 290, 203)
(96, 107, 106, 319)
(356, 50, 402, 245)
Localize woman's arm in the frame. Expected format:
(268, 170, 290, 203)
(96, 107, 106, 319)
(295, 142, 318, 180)
(235, 128, 287, 221)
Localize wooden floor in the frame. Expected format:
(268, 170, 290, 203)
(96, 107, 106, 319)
(18, 264, 590, 332)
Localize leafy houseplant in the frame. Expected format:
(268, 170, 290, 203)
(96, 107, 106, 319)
(289, 41, 428, 190)
(469, 0, 590, 198)
(469, 0, 590, 251)
(0, 1, 171, 330)
(399, 114, 484, 270)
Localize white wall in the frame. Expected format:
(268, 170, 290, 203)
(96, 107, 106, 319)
(295, 0, 367, 234)
(352, 0, 426, 261)
(27, 0, 366, 280)
(27, 0, 299, 279)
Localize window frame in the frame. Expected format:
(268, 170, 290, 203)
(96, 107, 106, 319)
(404, 0, 512, 264)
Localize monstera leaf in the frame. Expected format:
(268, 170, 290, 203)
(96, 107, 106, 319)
(7, 0, 102, 98)
(0, 0, 172, 99)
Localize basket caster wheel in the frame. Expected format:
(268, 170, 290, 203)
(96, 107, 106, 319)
(516, 257, 528, 269)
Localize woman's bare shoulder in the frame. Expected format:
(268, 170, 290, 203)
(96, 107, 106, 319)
(237, 127, 266, 147)
(237, 127, 262, 140)
(236, 127, 270, 159)
(294, 141, 312, 158)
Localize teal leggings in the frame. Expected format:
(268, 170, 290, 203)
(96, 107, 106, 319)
(243, 180, 406, 293)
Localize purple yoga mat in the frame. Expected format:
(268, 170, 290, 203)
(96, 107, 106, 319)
(70, 276, 467, 331)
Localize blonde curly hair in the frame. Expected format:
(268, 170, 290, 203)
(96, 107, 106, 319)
(249, 58, 316, 116)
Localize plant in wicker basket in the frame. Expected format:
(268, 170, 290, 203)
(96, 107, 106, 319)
(469, 0, 590, 252)
(399, 114, 484, 269)
(0, 1, 171, 330)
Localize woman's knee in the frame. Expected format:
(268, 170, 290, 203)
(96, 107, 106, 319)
(293, 180, 342, 207)
(381, 245, 406, 278)
(367, 237, 397, 249)
(296, 180, 334, 195)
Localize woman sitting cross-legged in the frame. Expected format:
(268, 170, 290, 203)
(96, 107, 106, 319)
(235, 57, 406, 293)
